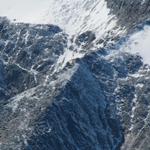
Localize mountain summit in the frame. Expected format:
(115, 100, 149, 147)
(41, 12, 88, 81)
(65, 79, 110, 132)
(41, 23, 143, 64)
(0, 0, 150, 150)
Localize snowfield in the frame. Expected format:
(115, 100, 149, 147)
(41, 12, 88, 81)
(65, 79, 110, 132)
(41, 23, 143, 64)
(0, 0, 52, 24)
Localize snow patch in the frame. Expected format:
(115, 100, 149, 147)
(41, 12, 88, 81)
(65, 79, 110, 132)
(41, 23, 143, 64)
(54, 49, 84, 73)
(122, 25, 150, 65)
(7, 87, 36, 112)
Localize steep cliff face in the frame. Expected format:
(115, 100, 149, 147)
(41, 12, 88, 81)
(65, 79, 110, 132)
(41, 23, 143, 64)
(0, 0, 150, 150)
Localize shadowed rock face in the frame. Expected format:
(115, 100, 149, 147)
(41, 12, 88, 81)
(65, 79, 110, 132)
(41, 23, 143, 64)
(0, 17, 67, 104)
(0, 18, 124, 149)
(25, 58, 122, 150)
(75, 31, 96, 46)
(0, 1, 150, 150)
(106, 0, 150, 32)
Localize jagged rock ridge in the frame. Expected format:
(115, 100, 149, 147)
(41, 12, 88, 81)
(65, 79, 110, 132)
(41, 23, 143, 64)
(0, 0, 150, 150)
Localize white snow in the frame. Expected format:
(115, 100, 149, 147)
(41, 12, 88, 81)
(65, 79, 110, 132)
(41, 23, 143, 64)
(24, 31, 30, 45)
(141, 0, 146, 5)
(7, 87, 36, 112)
(0, 0, 52, 24)
(54, 49, 84, 73)
(122, 25, 150, 64)
(49, 0, 118, 36)
(136, 83, 144, 88)
(106, 25, 150, 65)
(0, 0, 118, 37)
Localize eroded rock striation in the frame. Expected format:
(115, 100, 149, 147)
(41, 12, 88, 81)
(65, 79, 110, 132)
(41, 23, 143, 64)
(0, 0, 150, 150)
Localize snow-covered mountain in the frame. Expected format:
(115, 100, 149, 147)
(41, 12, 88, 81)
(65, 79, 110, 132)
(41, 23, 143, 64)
(0, 0, 150, 150)
(0, 0, 122, 36)
(47, 0, 119, 35)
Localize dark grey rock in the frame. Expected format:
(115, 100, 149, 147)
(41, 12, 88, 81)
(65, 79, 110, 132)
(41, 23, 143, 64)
(0, 1, 150, 149)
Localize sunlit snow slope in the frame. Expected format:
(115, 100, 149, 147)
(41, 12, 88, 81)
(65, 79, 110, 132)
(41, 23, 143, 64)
(48, 0, 118, 36)
(0, 0, 119, 36)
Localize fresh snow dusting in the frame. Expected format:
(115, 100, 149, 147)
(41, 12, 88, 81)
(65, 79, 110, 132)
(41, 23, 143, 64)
(7, 87, 37, 112)
(0, 0, 118, 37)
(49, 0, 117, 36)
(123, 25, 150, 64)
(54, 49, 83, 72)
(53, 38, 84, 74)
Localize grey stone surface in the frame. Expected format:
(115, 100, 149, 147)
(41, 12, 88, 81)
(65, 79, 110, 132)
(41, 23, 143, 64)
(0, 1, 150, 149)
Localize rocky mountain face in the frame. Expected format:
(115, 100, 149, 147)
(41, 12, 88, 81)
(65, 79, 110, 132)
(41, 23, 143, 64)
(0, 0, 150, 150)
(106, 0, 150, 31)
